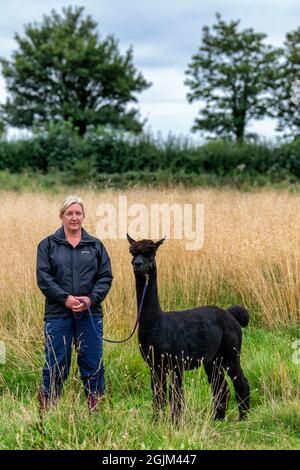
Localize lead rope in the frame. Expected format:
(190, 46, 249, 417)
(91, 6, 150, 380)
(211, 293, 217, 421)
(74, 273, 149, 344)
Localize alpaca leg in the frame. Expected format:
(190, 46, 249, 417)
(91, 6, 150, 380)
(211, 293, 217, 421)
(224, 359, 250, 420)
(204, 360, 230, 420)
(169, 367, 185, 425)
(150, 366, 167, 419)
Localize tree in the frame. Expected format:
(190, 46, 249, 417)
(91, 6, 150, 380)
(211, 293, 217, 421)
(185, 13, 281, 142)
(0, 116, 5, 138)
(0, 6, 150, 135)
(274, 28, 300, 138)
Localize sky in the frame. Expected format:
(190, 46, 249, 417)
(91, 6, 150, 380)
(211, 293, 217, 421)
(0, 0, 300, 141)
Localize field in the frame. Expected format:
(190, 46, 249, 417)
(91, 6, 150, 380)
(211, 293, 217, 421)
(1, 187, 300, 450)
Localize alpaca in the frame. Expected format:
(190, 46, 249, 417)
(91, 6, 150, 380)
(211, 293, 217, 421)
(127, 234, 250, 423)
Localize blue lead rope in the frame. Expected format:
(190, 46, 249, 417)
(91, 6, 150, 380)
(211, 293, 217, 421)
(73, 274, 149, 344)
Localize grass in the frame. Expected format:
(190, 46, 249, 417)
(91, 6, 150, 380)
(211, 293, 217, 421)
(2, 169, 300, 193)
(1, 187, 300, 449)
(1, 327, 300, 450)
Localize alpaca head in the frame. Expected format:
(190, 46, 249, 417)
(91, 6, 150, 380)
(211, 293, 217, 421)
(127, 234, 165, 275)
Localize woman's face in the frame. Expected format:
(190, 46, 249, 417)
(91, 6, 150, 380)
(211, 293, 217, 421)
(60, 203, 84, 233)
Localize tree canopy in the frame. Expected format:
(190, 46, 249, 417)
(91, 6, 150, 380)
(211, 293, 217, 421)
(185, 13, 281, 142)
(274, 27, 300, 137)
(0, 6, 151, 135)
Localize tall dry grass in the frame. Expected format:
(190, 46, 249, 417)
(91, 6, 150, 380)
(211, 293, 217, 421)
(0, 186, 300, 354)
(1, 187, 300, 450)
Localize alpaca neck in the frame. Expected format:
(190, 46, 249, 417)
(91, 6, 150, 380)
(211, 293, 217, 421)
(135, 266, 162, 320)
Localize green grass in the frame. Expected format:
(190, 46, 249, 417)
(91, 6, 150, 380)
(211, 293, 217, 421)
(1, 169, 300, 193)
(1, 327, 300, 450)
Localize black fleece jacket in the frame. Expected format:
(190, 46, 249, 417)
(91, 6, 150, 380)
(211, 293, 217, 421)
(36, 226, 113, 318)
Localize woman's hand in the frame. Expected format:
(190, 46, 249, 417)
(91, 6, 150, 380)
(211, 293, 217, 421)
(72, 296, 92, 313)
(65, 295, 81, 309)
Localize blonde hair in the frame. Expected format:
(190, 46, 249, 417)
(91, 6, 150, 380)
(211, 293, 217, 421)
(59, 195, 85, 218)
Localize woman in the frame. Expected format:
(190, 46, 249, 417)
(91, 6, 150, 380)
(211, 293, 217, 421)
(36, 195, 113, 412)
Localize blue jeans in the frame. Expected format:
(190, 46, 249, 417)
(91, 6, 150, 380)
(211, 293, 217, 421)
(42, 315, 104, 399)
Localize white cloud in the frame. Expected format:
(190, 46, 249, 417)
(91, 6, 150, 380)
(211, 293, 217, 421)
(0, 37, 17, 59)
(249, 119, 278, 140)
(140, 67, 189, 103)
(140, 100, 200, 138)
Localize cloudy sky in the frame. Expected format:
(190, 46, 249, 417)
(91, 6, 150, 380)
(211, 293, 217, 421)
(1, 0, 300, 140)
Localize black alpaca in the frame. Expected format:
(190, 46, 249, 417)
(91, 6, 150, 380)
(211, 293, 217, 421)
(127, 234, 250, 423)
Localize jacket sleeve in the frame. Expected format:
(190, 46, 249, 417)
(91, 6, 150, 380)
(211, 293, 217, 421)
(89, 242, 113, 306)
(36, 239, 69, 305)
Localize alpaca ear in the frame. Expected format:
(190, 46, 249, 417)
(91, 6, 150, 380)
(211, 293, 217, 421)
(155, 236, 166, 250)
(127, 233, 136, 245)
